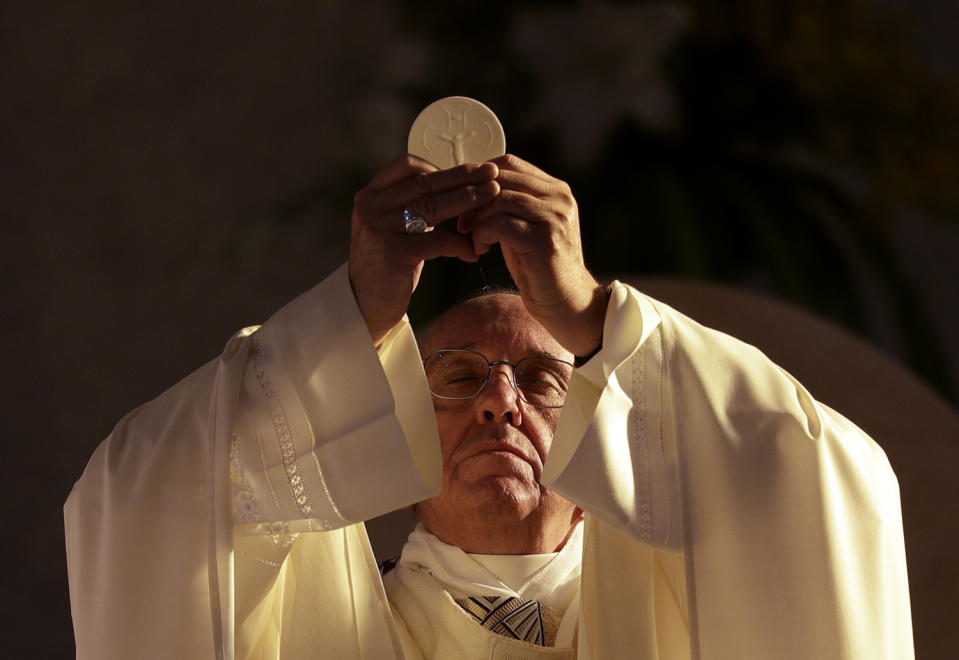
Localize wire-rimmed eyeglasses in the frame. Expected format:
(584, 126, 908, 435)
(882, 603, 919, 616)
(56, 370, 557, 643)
(423, 349, 574, 409)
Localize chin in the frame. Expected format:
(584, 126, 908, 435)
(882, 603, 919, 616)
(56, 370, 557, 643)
(466, 476, 542, 521)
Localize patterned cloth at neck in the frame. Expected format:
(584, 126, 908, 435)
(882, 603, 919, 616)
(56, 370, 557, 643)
(456, 595, 558, 646)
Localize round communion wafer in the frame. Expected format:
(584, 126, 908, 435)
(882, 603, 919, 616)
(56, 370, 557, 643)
(407, 97, 506, 169)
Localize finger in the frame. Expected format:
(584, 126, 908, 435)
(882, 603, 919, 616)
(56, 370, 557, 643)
(460, 167, 572, 232)
(494, 169, 564, 196)
(457, 208, 475, 233)
(366, 154, 437, 189)
(404, 180, 500, 228)
(406, 227, 479, 263)
(488, 154, 557, 182)
(375, 161, 498, 210)
(470, 213, 539, 257)
(462, 189, 554, 232)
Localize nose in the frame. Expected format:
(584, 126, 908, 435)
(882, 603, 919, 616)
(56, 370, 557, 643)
(476, 365, 522, 425)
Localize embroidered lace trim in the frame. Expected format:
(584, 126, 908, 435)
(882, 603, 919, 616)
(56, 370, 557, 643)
(251, 335, 316, 519)
(230, 433, 261, 524)
(630, 332, 653, 540)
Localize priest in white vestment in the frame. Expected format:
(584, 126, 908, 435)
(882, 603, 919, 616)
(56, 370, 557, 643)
(65, 154, 914, 659)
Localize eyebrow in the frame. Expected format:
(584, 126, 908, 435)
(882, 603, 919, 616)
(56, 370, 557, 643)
(437, 342, 567, 361)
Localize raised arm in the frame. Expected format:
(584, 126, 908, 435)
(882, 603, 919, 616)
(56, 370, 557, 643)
(464, 154, 912, 658)
(64, 154, 500, 659)
(64, 265, 427, 659)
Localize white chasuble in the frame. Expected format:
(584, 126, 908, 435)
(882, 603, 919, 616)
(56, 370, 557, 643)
(385, 566, 574, 660)
(65, 262, 913, 659)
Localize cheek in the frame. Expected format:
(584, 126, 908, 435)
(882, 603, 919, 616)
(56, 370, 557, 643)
(529, 411, 561, 462)
(434, 409, 471, 463)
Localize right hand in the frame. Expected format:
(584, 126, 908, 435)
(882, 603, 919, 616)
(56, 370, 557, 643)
(348, 154, 500, 345)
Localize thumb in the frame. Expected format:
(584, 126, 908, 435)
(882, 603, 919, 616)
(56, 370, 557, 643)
(410, 229, 479, 263)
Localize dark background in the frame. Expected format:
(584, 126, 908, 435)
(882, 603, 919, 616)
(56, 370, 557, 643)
(2, 1, 957, 657)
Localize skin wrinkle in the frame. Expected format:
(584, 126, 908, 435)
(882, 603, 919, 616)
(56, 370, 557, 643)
(415, 293, 583, 555)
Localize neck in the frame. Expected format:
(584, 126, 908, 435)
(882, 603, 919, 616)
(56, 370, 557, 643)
(418, 505, 582, 555)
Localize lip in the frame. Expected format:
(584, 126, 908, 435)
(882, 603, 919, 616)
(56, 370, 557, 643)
(459, 439, 536, 468)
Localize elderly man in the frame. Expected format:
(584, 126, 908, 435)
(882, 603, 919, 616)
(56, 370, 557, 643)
(65, 155, 913, 659)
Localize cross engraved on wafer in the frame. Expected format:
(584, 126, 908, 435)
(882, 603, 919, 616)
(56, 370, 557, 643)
(407, 97, 506, 169)
(423, 103, 495, 166)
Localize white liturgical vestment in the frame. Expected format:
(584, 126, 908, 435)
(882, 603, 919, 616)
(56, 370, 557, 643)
(64, 263, 914, 659)
(389, 522, 585, 655)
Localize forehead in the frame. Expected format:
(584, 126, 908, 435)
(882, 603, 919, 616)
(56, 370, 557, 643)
(421, 294, 569, 360)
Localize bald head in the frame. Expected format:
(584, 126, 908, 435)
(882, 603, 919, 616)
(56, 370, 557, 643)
(418, 292, 573, 363)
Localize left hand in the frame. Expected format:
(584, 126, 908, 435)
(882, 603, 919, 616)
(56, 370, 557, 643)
(461, 154, 607, 357)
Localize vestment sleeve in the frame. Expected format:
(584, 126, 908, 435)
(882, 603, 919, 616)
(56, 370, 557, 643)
(229, 262, 439, 532)
(64, 262, 435, 659)
(542, 281, 914, 658)
(64, 354, 224, 659)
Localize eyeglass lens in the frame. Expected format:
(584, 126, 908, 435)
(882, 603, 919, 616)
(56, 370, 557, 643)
(424, 350, 573, 408)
